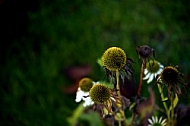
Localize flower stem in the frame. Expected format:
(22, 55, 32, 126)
(137, 59, 146, 97)
(157, 84, 170, 119)
(170, 92, 174, 126)
(116, 70, 128, 126)
(157, 84, 173, 126)
(116, 70, 121, 97)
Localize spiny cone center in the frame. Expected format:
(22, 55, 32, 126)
(102, 47, 126, 71)
(79, 78, 93, 92)
(89, 84, 111, 104)
(146, 60, 160, 73)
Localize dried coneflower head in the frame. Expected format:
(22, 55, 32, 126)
(136, 45, 155, 60)
(158, 66, 186, 97)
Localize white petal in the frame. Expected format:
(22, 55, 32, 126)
(158, 117, 163, 123)
(152, 116, 156, 123)
(154, 73, 158, 78)
(144, 69, 148, 75)
(160, 64, 164, 68)
(93, 81, 99, 84)
(147, 74, 154, 83)
(83, 97, 94, 107)
(157, 68, 163, 74)
(81, 92, 89, 100)
(161, 119, 167, 125)
(155, 116, 158, 123)
(75, 89, 84, 102)
(148, 119, 153, 124)
(111, 97, 116, 102)
(143, 73, 151, 80)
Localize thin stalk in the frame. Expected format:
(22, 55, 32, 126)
(116, 70, 121, 97)
(116, 70, 128, 126)
(157, 84, 170, 121)
(118, 121, 122, 126)
(170, 93, 174, 126)
(137, 59, 146, 97)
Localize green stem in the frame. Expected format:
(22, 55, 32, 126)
(116, 70, 121, 97)
(119, 121, 122, 126)
(170, 93, 174, 126)
(157, 84, 170, 121)
(116, 70, 128, 126)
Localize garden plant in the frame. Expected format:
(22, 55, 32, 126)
(69, 45, 188, 126)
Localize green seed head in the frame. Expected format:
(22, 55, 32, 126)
(161, 66, 179, 85)
(89, 84, 111, 104)
(79, 78, 93, 92)
(146, 60, 160, 73)
(102, 47, 127, 71)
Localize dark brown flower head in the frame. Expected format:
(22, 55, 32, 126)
(136, 45, 155, 59)
(161, 66, 179, 85)
(157, 66, 186, 97)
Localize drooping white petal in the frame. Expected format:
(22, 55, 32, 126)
(157, 68, 163, 74)
(148, 118, 153, 124)
(81, 92, 89, 100)
(147, 74, 154, 83)
(75, 88, 84, 102)
(161, 119, 167, 125)
(158, 117, 163, 123)
(83, 97, 94, 107)
(143, 73, 151, 80)
(144, 69, 148, 75)
(160, 64, 164, 68)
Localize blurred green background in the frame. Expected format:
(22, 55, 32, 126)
(1, 0, 190, 125)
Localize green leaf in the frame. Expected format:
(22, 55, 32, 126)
(173, 94, 179, 108)
(67, 103, 85, 126)
(129, 102, 136, 111)
(162, 97, 168, 102)
(169, 94, 179, 112)
(79, 111, 104, 126)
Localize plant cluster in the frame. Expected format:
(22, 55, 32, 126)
(68, 45, 188, 126)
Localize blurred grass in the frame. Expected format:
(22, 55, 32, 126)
(1, 0, 190, 125)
